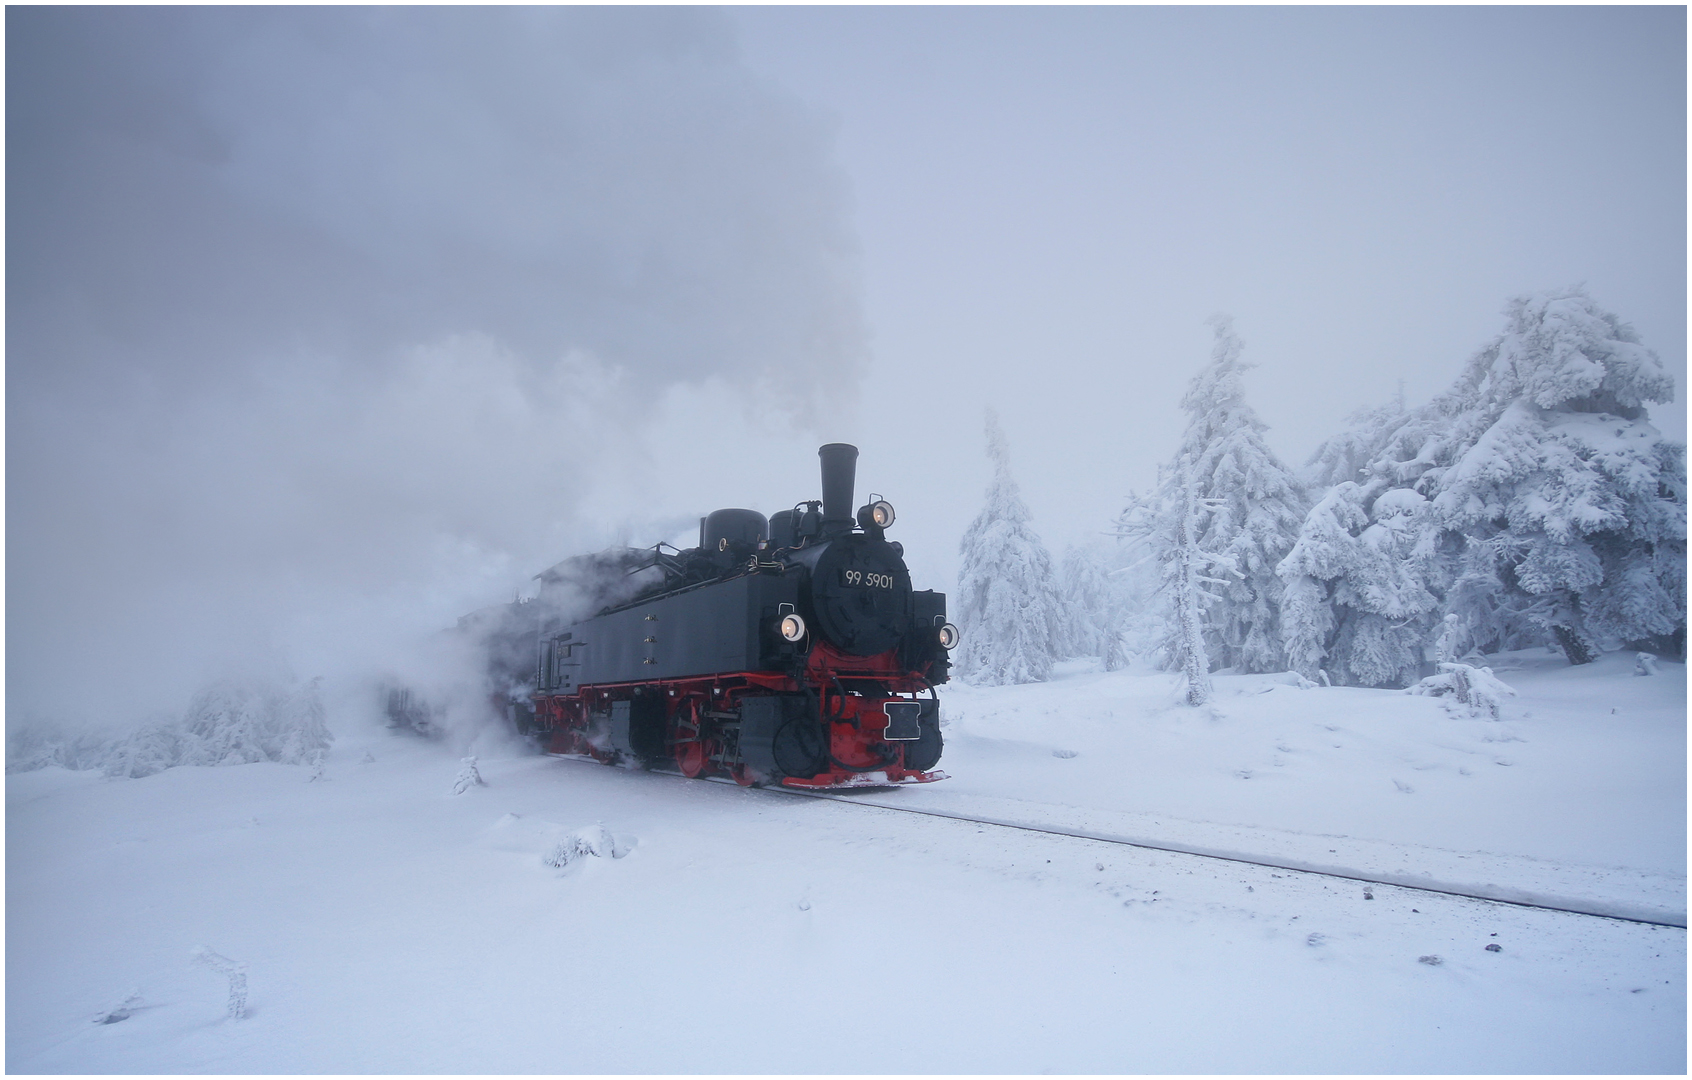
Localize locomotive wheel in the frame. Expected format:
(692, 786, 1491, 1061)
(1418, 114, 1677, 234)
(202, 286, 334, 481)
(676, 739, 709, 778)
(673, 698, 712, 778)
(731, 763, 757, 787)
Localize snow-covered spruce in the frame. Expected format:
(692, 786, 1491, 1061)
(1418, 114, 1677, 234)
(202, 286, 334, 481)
(1115, 318, 1307, 702)
(1057, 541, 1149, 671)
(954, 408, 1066, 685)
(1281, 288, 1684, 685)
(1057, 543, 1113, 660)
(1435, 290, 1683, 661)
(1165, 316, 1310, 675)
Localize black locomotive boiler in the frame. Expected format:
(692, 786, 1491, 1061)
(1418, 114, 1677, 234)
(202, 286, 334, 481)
(529, 443, 959, 788)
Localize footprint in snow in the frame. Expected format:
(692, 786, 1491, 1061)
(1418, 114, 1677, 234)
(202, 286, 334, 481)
(1393, 780, 1414, 794)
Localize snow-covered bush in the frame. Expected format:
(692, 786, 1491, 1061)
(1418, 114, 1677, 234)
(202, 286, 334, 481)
(7, 676, 332, 777)
(954, 409, 1066, 685)
(1408, 662, 1517, 719)
(542, 823, 629, 868)
(451, 756, 485, 794)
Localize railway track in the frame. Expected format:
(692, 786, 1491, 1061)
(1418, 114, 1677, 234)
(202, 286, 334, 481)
(672, 767, 1686, 930)
(548, 753, 1684, 929)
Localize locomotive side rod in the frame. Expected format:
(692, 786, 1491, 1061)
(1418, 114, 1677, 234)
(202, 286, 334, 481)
(730, 779, 1688, 930)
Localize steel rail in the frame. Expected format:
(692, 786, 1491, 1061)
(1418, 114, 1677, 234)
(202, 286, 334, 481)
(756, 777, 1687, 930)
(558, 754, 1686, 930)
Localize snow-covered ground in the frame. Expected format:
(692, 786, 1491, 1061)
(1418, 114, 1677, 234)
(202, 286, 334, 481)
(8, 650, 1684, 1072)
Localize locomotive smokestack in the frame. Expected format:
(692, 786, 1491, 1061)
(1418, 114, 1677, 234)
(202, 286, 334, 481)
(818, 443, 859, 527)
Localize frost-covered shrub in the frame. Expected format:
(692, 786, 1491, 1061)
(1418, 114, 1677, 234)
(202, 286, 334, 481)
(542, 824, 628, 868)
(1407, 662, 1517, 719)
(7, 677, 332, 777)
(5, 725, 118, 775)
(451, 756, 485, 794)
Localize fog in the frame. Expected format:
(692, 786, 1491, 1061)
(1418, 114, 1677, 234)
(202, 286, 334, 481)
(8, 8, 865, 724)
(732, 6, 1686, 593)
(8, 7, 1684, 729)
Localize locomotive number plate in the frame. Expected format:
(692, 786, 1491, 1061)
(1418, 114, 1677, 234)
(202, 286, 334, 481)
(840, 569, 895, 589)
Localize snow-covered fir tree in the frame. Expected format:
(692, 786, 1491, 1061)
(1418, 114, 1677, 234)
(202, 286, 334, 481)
(1058, 541, 1141, 669)
(1119, 458, 1237, 705)
(1280, 287, 1685, 683)
(1432, 288, 1684, 660)
(954, 409, 1065, 685)
(1157, 317, 1310, 673)
(1280, 383, 1454, 685)
(1165, 459, 1218, 703)
(1057, 543, 1112, 658)
(1300, 386, 1407, 490)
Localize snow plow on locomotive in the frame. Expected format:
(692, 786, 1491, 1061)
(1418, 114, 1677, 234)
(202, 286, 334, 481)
(523, 443, 959, 788)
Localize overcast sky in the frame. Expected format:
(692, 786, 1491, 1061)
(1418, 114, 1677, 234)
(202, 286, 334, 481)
(730, 5, 1686, 583)
(8, 7, 1684, 725)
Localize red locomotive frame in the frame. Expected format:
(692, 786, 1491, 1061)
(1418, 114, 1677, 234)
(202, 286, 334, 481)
(533, 639, 946, 788)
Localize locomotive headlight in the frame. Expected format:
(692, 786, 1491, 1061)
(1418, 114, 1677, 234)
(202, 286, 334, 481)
(937, 622, 960, 650)
(870, 500, 895, 528)
(779, 613, 807, 642)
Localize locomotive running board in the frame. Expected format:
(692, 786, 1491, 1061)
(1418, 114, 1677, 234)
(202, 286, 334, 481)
(781, 770, 948, 790)
(547, 752, 948, 790)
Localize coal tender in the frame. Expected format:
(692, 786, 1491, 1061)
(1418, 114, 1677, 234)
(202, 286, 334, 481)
(531, 444, 959, 787)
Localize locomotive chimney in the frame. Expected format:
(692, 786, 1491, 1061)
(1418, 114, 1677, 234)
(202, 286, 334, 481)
(817, 443, 859, 528)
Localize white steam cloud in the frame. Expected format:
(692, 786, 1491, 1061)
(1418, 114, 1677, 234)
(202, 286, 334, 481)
(8, 8, 867, 727)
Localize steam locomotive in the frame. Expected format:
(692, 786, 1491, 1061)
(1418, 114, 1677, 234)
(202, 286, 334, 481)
(447, 444, 958, 788)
